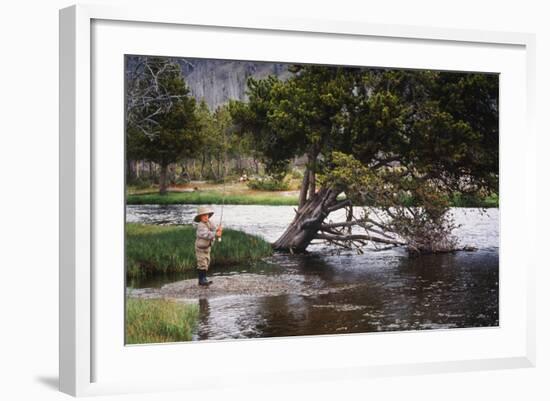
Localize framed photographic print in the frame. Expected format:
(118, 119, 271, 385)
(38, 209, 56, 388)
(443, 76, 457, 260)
(59, 3, 536, 397)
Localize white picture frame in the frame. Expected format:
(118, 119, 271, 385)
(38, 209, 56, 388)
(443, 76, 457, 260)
(59, 3, 536, 397)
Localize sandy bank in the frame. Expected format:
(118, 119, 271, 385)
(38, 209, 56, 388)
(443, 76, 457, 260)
(127, 273, 360, 301)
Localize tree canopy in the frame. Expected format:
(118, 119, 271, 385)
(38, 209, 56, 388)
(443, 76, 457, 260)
(232, 65, 498, 193)
(231, 65, 499, 253)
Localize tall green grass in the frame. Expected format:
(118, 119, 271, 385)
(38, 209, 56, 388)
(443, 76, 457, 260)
(125, 298, 199, 344)
(126, 223, 273, 279)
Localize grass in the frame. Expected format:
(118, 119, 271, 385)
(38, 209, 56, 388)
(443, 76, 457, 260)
(127, 189, 498, 208)
(125, 298, 199, 344)
(126, 223, 273, 279)
(396, 192, 499, 208)
(127, 190, 299, 206)
(450, 192, 499, 208)
(126, 180, 498, 208)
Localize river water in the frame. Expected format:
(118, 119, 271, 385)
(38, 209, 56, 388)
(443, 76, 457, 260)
(126, 205, 499, 340)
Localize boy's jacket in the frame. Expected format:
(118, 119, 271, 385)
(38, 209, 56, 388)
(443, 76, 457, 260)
(195, 221, 216, 249)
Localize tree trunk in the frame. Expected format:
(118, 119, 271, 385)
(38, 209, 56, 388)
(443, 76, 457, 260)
(306, 150, 318, 200)
(149, 161, 154, 180)
(298, 167, 310, 209)
(200, 154, 206, 180)
(159, 163, 168, 195)
(272, 187, 340, 252)
(236, 155, 242, 172)
(126, 159, 135, 182)
(180, 162, 188, 182)
(209, 158, 218, 181)
(308, 169, 316, 199)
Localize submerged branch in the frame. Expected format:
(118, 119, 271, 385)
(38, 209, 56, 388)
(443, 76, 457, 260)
(321, 218, 368, 229)
(315, 232, 406, 246)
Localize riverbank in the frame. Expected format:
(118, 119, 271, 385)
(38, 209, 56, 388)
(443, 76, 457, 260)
(125, 298, 199, 344)
(127, 181, 300, 205)
(126, 182, 498, 208)
(127, 190, 299, 206)
(128, 273, 362, 300)
(127, 190, 498, 208)
(126, 223, 273, 279)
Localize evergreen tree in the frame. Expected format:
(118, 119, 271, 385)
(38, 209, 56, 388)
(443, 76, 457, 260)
(126, 57, 202, 194)
(231, 66, 498, 253)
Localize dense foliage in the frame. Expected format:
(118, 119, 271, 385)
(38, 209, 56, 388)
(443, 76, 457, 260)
(231, 66, 498, 252)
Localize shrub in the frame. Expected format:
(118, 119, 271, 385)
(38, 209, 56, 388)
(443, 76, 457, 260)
(128, 177, 155, 190)
(290, 168, 304, 179)
(247, 177, 290, 191)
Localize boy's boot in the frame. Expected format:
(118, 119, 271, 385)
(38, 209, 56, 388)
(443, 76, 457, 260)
(198, 270, 212, 286)
(198, 269, 205, 286)
(202, 270, 212, 286)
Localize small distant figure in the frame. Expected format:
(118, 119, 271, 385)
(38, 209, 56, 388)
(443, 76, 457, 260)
(194, 206, 223, 287)
(239, 173, 248, 182)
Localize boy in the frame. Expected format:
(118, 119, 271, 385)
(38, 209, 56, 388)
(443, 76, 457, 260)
(194, 206, 223, 286)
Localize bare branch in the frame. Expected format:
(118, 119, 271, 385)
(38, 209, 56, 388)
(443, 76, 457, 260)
(301, 216, 324, 229)
(315, 232, 406, 246)
(325, 199, 352, 213)
(321, 218, 369, 229)
(125, 56, 186, 136)
(364, 217, 392, 232)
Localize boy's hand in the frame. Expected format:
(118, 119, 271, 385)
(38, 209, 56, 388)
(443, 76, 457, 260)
(216, 226, 223, 237)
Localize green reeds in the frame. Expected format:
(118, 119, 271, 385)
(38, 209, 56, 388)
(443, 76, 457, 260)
(125, 298, 199, 344)
(126, 223, 273, 279)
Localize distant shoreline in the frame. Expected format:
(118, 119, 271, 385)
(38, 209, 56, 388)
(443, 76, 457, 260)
(126, 190, 499, 208)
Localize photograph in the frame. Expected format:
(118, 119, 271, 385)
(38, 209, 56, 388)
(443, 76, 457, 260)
(124, 55, 499, 344)
(1, 0, 545, 399)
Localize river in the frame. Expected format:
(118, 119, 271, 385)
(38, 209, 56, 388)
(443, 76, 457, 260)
(126, 205, 499, 340)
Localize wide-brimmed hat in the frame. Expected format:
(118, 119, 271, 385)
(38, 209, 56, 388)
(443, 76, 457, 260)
(193, 205, 214, 222)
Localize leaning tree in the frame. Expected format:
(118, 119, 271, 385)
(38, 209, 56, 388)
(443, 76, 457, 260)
(230, 66, 498, 254)
(126, 56, 202, 194)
